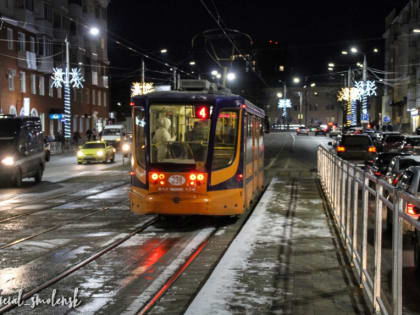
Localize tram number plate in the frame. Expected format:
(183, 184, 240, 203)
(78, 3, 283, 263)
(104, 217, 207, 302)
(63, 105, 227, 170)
(168, 175, 186, 186)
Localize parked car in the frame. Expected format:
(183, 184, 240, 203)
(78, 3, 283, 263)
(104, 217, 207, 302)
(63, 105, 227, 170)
(415, 218, 420, 273)
(296, 125, 309, 136)
(366, 152, 409, 178)
(329, 126, 342, 138)
(329, 134, 376, 163)
(382, 134, 406, 153)
(374, 132, 401, 152)
(0, 115, 46, 186)
(400, 136, 420, 154)
(385, 166, 420, 234)
(385, 155, 420, 186)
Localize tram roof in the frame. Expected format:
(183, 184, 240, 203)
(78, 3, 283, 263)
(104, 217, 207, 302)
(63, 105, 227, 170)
(132, 91, 265, 118)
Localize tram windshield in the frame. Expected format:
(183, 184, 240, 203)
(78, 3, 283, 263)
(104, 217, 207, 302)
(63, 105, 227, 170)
(149, 104, 210, 168)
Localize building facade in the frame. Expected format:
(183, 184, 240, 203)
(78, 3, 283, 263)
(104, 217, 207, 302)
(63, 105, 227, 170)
(383, 0, 420, 132)
(0, 0, 110, 139)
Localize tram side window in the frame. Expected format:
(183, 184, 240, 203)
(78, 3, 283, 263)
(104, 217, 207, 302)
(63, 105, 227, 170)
(246, 116, 253, 164)
(212, 110, 238, 170)
(134, 108, 146, 167)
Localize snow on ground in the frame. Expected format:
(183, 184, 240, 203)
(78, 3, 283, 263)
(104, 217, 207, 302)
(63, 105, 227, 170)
(185, 178, 332, 315)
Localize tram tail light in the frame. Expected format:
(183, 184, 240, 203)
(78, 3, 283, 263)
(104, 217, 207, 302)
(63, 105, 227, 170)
(151, 173, 159, 181)
(197, 174, 205, 181)
(337, 146, 346, 152)
(189, 174, 197, 181)
(368, 146, 377, 153)
(406, 203, 420, 217)
(150, 172, 166, 185)
(236, 173, 244, 182)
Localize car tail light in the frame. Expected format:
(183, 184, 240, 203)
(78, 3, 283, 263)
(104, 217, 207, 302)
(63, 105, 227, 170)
(406, 203, 420, 216)
(368, 146, 377, 153)
(337, 146, 346, 152)
(297, 128, 300, 132)
(392, 177, 399, 185)
(374, 171, 382, 176)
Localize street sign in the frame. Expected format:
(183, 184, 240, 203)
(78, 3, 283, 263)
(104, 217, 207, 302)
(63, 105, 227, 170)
(361, 113, 369, 123)
(383, 116, 390, 123)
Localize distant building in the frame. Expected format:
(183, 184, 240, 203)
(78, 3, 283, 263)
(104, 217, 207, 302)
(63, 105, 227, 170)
(0, 0, 110, 138)
(383, 0, 420, 132)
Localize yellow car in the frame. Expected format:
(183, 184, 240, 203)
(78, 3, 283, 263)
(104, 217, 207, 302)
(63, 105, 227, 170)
(77, 141, 116, 164)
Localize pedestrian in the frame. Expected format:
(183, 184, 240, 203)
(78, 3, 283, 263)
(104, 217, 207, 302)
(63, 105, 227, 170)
(86, 129, 92, 141)
(152, 117, 175, 161)
(73, 131, 81, 146)
(92, 128, 97, 140)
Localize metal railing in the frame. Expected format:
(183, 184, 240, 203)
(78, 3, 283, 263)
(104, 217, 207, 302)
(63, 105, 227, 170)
(317, 145, 420, 315)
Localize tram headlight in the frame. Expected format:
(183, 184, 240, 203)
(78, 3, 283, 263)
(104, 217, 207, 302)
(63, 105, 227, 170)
(116, 138, 121, 142)
(122, 143, 130, 152)
(96, 150, 104, 157)
(77, 151, 84, 157)
(1, 156, 15, 166)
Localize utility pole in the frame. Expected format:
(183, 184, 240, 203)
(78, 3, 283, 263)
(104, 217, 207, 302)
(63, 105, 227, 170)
(172, 68, 177, 90)
(64, 36, 71, 141)
(141, 58, 145, 85)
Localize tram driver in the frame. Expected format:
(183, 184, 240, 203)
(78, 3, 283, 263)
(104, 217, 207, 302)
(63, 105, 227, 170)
(152, 117, 175, 161)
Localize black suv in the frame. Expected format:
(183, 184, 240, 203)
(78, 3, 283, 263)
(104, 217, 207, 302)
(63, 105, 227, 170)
(0, 115, 46, 186)
(329, 134, 376, 163)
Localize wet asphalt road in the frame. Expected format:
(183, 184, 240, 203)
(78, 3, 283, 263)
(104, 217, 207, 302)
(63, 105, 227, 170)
(2, 132, 416, 314)
(0, 132, 332, 314)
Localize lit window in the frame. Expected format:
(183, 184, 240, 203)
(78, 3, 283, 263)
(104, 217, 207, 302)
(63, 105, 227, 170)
(20, 71, 26, 93)
(18, 32, 25, 53)
(31, 74, 36, 94)
(7, 28, 13, 50)
(39, 76, 45, 96)
(8, 69, 16, 91)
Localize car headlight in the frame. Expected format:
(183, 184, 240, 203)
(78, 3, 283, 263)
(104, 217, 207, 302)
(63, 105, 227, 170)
(116, 138, 121, 142)
(122, 144, 130, 152)
(96, 150, 104, 157)
(101, 138, 104, 141)
(77, 151, 84, 157)
(1, 156, 15, 166)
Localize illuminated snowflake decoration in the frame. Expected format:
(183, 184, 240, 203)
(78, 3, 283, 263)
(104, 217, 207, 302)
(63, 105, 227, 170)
(51, 67, 85, 89)
(51, 68, 65, 88)
(69, 68, 85, 88)
(131, 82, 155, 97)
(355, 80, 377, 97)
(337, 87, 361, 102)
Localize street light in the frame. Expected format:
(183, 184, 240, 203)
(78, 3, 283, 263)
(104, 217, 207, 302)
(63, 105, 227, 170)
(227, 72, 236, 81)
(328, 63, 335, 67)
(277, 92, 283, 98)
(189, 61, 196, 66)
(89, 26, 100, 36)
(341, 50, 348, 55)
(211, 70, 219, 76)
(350, 47, 358, 54)
(160, 48, 168, 54)
(310, 82, 316, 87)
(413, 28, 420, 33)
(293, 77, 300, 84)
(373, 48, 379, 53)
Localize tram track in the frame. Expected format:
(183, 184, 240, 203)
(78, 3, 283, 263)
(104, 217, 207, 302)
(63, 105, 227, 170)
(0, 216, 159, 314)
(133, 182, 272, 314)
(0, 181, 129, 224)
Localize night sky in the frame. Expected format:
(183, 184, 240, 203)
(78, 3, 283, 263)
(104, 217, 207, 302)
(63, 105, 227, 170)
(108, 0, 405, 109)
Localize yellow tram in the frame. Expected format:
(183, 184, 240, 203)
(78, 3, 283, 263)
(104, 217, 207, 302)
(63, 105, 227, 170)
(129, 80, 265, 216)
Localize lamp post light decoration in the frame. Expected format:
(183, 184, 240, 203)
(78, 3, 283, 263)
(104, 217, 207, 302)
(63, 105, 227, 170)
(354, 80, 377, 122)
(131, 82, 155, 97)
(338, 87, 361, 126)
(51, 67, 85, 139)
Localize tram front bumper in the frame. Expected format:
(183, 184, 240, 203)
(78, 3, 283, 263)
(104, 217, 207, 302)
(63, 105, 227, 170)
(130, 187, 243, 216)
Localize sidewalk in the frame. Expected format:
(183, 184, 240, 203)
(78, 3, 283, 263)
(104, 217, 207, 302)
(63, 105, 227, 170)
(186, 174, 370, 314)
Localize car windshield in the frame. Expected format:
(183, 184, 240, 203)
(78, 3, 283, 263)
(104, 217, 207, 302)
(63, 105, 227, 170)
(342, 136, 371, 146)
(0, 119, 19, 137)
(103, 128, 121, 135)
(400, 160, 420, 170)
(83, 143, 105, 149)
(149, 104, 212, 167)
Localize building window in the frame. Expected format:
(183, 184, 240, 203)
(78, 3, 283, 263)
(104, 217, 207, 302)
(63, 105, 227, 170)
(103, 76, 108, 88)
(25, 0, 33, 11)
(31, 74, 36, 94)
(43, 3, 52, 22)
(7, 28, 13, 50)
(82, 0, 87, 13)
(18, 32, 25, 53)
(48, 78, 54, 97)
(8, 69, 16, 91)
(29, 36, 35, 53)
(92, 90, 96, 105)
(16, 0, 24, 9)
(40, 113, 45, 132)
(53, 13, 61, 28)
(92, 71, 98, 85)
(86, 88, 90, 104)
(103, 91, 107, 108)
(279, 65, 284, 72)
(57, 87, 62, 99)
(20, 71, 26, 93)
(98, 90, 101, 106)
(70, 21, 77, 36)
(95, 6, 100, 18)
(39, 76, 45, 96)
